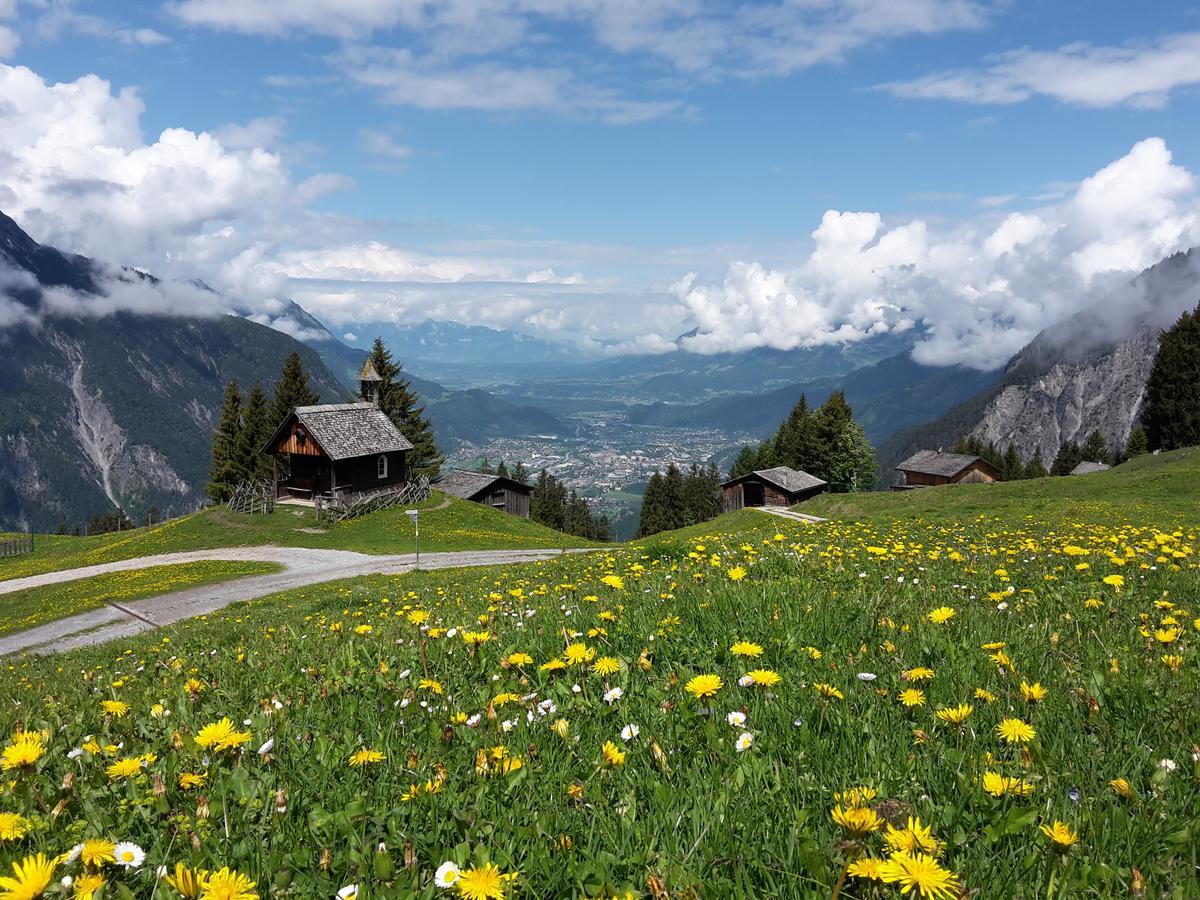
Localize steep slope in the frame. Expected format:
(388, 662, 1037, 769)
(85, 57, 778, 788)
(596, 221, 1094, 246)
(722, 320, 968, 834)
(877, 249, 1200, 479)
(0, 213, 346, 531)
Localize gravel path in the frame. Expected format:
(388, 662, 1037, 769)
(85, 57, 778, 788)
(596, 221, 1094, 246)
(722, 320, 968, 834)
(752, 506, 827, 524)
(0, 546, 580, 658)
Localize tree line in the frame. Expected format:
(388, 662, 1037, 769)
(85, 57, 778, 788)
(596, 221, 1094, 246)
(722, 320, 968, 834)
(637, 463, 722, 538)
(729, 390, 877, 492)
(466, 460, 610, 541)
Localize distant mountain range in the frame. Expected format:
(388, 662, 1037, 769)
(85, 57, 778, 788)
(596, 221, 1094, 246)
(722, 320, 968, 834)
(877, 248, 1200, 482)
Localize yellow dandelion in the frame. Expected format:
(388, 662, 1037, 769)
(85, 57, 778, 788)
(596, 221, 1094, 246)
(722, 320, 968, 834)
(996, 718, 1036, 744)
(685, 674, 723, 699)
(730, 641, 763, 658)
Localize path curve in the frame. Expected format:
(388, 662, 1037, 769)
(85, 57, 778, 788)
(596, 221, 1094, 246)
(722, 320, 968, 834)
(1, 546, 583, 658)
(751, 506, 827, 524)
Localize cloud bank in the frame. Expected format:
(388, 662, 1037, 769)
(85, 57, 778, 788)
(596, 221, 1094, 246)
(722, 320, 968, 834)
(666, 138, 1200, 369)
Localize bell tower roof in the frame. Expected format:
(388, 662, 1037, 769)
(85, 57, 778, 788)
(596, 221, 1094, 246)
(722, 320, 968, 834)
(358, 358, 383, 383)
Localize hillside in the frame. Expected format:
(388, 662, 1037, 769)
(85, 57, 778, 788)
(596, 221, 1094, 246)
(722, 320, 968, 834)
(0, 212, 348, 532)
(0, 442, 1194, 895)
(876, 249, 1200, 479)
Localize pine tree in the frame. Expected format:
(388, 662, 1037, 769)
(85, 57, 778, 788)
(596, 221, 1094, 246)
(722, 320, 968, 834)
(662, 464, 685, 531)
(511, 462, 530, 485)
(370, 338, 443, 478)
(1081, 430, 1111, 465)
(478, 457, 494, 475)
(269, 352, 320, 429)
(207, 379, 245, 502)
(1023, 457, 1049, 479)
(728, 445, 758, 479)
(754, 439, 780, 470)
(773, 394, 821, 472)
(1001, 444, 1023, 481)
(236, 382, 273, 482)
(495, 461, 509, 478)
(811, 391, 854, 483)
(1124, 426, 1149, 460)
(1144, 303, 1200, 451)
(638, 472, 666, 538)
(1051, 441, 1083, 476)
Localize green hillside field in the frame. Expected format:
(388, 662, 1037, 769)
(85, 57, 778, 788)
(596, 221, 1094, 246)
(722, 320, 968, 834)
(0, 492, 600, 582)
(0, 450, 1195, 897)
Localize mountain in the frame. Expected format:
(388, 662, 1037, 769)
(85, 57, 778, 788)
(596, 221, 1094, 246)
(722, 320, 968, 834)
(877, 248, 1200, 480)
(0, 211, 347, 532)
(626, 351, 1000, 444)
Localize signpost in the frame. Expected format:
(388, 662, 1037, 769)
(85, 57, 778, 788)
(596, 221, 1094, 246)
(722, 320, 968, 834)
(406, 508, 420, 570)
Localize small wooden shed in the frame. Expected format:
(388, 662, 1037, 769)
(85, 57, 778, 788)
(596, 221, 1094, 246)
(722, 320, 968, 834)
(721, 466, 827, 511)
(435, 469, 532, 517)
(893, 450, 1000, 490)
(263, 402, 413, 501)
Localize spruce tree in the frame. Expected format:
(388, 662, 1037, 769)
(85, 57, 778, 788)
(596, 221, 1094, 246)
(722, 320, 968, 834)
(511, 462, 530, 485)
(1124, 426, 1149, 460)
(728, 445, 758, 479)
(1081, 430, 1111, 465)
(208, 379, 245, 502)
(269, 352, 320, 429)
(1023, 457, 1049, 479)
(662, 464, 685, 531)
(495, 461, 509, 478)
(1144, 303, 1200, 451)
(236, 382, 273, 481)
(638, 472, 666, 538)
(370, 338, 443, 478)
(811, 391, 854, 482)
(478, 457, 494, 475)
(1051, 441, 1083, 476)
(1001, 444, 1023, 481)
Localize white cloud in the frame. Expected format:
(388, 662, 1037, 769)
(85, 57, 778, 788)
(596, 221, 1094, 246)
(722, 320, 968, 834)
(662, 138, 1200, 369)
(358, 127, 412, 161)
(881, 32, 1200, 108)
(215, 116, 286, 149)
(0, 25, 18, 57)
(33, 1, 172, 47)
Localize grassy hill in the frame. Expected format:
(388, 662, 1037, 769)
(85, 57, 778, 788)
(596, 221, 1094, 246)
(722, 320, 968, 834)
(0, 449, 1195, 896)
(0, 492, 599, 581)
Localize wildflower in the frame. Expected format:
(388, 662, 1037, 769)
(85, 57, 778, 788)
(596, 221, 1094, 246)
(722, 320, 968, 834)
(601, 741, 626, 766)
(685, 674, 723, 699)
(833, 786, 877, 807)
(337, 886, 358, 899)
(349, 748, 385, 767)
(1019, 681, 1048, 703)
(564, 643, 595, 665)
(734, 731, 754, 752)
(902, 667, 935, 682)
(974, 688, 998, 703)
(982, 771, 1034, 797)
(539, 658, 567, 672)
(1, 731, 45, 771)
(934, 703, 974, 726)
(857, 672, 877, 682)
(1162, 654, 1183, 671)
(926, 607, 956, 625)
(100, 700, 130, 718)
(194, 718, 252, 752)
(0, 813, 30, 842)
(106, 757, 147, 781)
(179, 771, 207, 790)
(726, 711, 747, 727)
(551, 719, 570, 739)
(0, 853, 56, 900)
(603, 687, 624, 704)
(1102, 574, 1125, 589)
(506, 652, 533, 666)
(463, 630, 491, 646)
(113, 842, 145, 869)
(73, 873, 105, 900)
(198, 866, 258, 899)
(847, 857, 885, 880)
(257, 738, 274, 756)
(600, 574, 625, 590)
(831, 804, 884, 837)
(454, 863, 508, 900)
(150, 703, 169, 719)
(1109, 778, 1135, 800)
(878, 852, 960, 899)
(1039, 820, 1080, 849)
(418, 679, 444, 694)
(996, 718, 1036, 744)
(730, 641, 763, 658)
(80, 839, 116, 868)
(899, 689, 926, 708)
(727, 566, 748, 582)
(434, 861, 461, 889)
(620, 724, 640, 742)
(166, 864, 208, 899)
(813, 683, 843, 700)
(593, 657, 620, 677)
(748, 669, 782, 688)
(883, 817, 940, 855)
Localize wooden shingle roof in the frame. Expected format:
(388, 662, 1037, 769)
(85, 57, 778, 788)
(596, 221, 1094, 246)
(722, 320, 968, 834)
(1069, 461, 1111, 475)
(895, 450, 988, 477)
(285, 402, 413, 460)
(435, 469, 531, 500)
(722, 466, 826, 493)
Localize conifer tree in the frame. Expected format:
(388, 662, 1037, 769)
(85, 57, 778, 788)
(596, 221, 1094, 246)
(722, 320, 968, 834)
(1051, 441, 1083, 476)
(1124, 426, 1149, 460)
(1081, 430, 1111, 465)
(1023, 457, 1049, 479)
(1001, 444, 1023, 481)
(728, 445, 758, 479)
(638, 472, 666, 538)
(511, 462, 530, 485)
(236, 382, 273, 481)
(1144, 303, 1200, 451)
(495, 461, 509, 478)
(370, 338, 443, 478)
(478, 457, 494, 475)
(208, 379, 245, 502)
(269, 352, 320, 429)
(662, 464, 685, 532)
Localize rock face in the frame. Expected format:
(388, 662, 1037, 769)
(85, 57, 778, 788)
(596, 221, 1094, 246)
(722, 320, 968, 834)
(970, 329, 1158, 468)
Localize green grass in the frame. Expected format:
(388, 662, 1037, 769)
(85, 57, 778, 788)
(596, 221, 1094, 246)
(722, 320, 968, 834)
(0, 561, 282, 637)
(0, 492, 599, 582)
(801, 446, 1200, 525)
(1, 459, 1196, 897)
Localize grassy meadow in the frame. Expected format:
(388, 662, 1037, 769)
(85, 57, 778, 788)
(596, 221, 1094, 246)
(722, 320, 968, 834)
(0, 493, 598, 583)
(0, 562, 282, 639)
(0, 452, 1197, 898)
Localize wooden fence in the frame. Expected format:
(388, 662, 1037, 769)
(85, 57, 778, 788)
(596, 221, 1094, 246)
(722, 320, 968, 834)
(1, 535, 33, 558)
(227, 481, 276, 516)
(315, 478, 431, 526)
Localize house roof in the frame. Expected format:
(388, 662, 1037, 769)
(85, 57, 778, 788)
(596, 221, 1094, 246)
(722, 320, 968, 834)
(265, 402, 413, 460)
(358, 358, 382, 382)
(722, 466, 827, 494)
(435, 469, 531, 500)
(895, 450, 992, 477)
(1070, 460, 1111, 475)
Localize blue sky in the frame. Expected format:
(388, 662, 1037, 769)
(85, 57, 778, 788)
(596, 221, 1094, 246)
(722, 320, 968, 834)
(2, 1, 1200, 366)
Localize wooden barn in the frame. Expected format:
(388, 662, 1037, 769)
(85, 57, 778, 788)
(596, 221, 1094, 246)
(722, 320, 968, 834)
(893, 450, 1000, 490)
(435, 469, 532, 517)
(263, 402, 413, 502)
(721, 466, 827, 511)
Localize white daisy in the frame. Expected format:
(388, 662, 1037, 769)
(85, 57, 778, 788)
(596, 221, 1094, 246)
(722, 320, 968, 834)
(603, 687, 624, 704)
(620, 723, 640, 741)
(726, 711, 747, 727)
(735, 731, 754, 752)
(337, 885, 359, 899)
(114, 841, 145, 869)
(434, 861, 460, 889)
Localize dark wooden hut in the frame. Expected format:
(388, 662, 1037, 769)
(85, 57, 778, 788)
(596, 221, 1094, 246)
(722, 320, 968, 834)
(263, 402, 413, 502)
(435, 469, 532, 517)
(893, 450, 1000, 489)
(721, 466, 826, 511)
